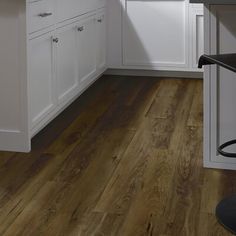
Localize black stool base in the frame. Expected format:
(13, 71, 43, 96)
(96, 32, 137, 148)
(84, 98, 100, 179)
(216, 195, 236, 235)
(218, 139, 236, 158)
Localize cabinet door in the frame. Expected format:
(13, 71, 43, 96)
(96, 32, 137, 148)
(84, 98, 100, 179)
(190, 6, 204, 69)
(96, 10, 107, 72)
(29, 32, 56, 128)
(123, 0, 188, 68)
(77, 15, 97, 90)
(56, 23, 79, 105)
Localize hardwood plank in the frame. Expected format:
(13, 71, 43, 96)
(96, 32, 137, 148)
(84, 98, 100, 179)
(147, 79, 186, 119)
(78, 212, 124, 236)
(187, 80, 203, 127)
(112, 81, 198, 236)
(197, 213, 234, 236)
(157, 126, 203, 236)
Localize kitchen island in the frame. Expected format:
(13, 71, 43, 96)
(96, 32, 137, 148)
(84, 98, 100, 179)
(0, 0, 107, 152)
(191, 0, 236, 169)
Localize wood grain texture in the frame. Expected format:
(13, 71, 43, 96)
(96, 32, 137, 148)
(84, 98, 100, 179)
(0, 76, 234, 236)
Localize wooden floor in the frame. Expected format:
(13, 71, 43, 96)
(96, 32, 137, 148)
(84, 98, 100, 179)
(0, 75, 235, 236)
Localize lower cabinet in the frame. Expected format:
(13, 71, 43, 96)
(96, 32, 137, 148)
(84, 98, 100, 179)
(29, 32, 57, 128)
(189, 5, 204, 70)
(29, 11, 106, 133)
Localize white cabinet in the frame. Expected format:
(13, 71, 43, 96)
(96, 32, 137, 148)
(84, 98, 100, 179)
(56, 23, 79, 105)
(0, 0, 30, 152)
(189, 5, 204, 70)
(29, 32, 57, 128)
(122, 0, 188, 68)
(0, 1, 107, 152)
(96, 10, 107, 72)
(29, 12, 107, 135)
(204, 5, 236, 170)
(77, 15, 97, 90)
(56, 14, 107, 104)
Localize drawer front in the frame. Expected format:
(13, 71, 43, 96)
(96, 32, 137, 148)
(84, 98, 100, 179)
(57, 0, 97, 22)
(29, 0, 55, 33)
(97, 0, 106, 9)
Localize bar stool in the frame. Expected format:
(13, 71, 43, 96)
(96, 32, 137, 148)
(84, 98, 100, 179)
(199, 53, 236, 235)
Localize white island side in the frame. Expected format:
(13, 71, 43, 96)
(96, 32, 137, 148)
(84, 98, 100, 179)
(191, 0, 236, 170)
(0, 0, 107, 152)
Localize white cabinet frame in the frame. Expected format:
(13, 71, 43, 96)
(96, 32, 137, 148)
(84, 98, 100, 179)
(55, 22, 80, 106)
(190, 6, 204, 70)
(29, 32, 57, 129)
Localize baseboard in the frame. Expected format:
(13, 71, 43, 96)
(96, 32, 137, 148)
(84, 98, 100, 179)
(204, 159, 236, 171)
(105, 69, 203, 79)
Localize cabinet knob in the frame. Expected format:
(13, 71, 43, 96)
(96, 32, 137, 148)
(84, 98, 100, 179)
(52, 38, 59, 43)
(38, 13, 53, 17)
(77, 26, 84, 32)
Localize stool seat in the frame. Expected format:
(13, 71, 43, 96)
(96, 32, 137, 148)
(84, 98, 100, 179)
(198, 53, 236, 72)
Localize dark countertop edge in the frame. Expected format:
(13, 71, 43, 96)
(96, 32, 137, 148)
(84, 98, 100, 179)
(190, 0, 236, 4)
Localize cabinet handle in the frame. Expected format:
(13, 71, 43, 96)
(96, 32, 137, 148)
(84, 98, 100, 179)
(77, 26, 84, 32)
(97, 19, 102, 23)
(52, 38, 59, 43)
(38, 13, 53, 17)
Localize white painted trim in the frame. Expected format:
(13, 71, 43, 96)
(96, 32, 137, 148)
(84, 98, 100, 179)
(105, 69, 203, 79)
(0, 0, 30, 152)
(190, 7, 204, 70)
(106, 65, 203, 72)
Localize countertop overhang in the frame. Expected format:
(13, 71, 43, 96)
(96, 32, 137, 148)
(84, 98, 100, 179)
(190, 0, 236, 4)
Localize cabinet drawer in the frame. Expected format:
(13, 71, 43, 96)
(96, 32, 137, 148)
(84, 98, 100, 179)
(57, 0, 97, 22)
(28, 0, 55, 33)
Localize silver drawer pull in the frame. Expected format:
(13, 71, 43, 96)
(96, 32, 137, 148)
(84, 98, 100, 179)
(77, 26, 84, 32)
(38, 13, 53, 17)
